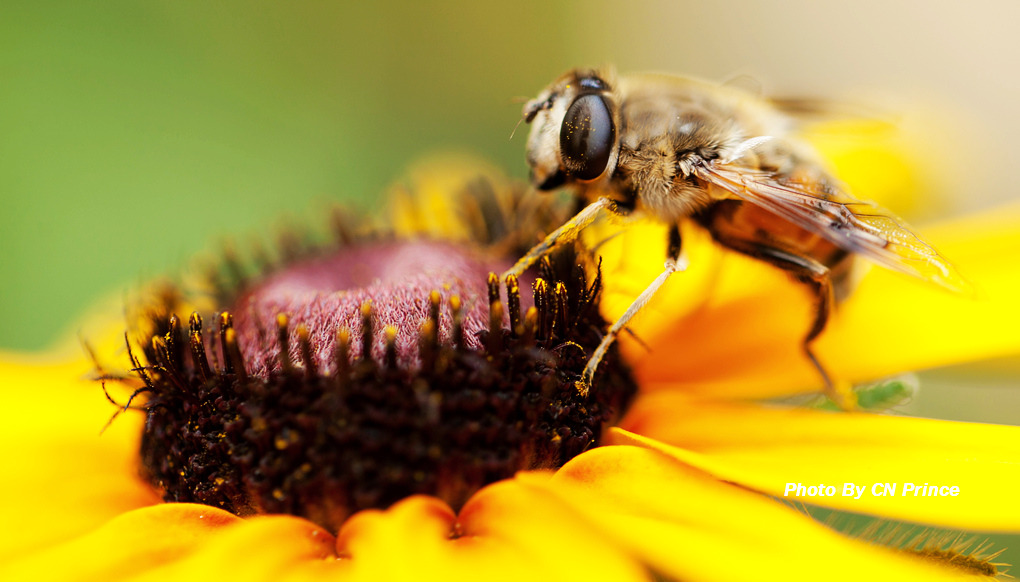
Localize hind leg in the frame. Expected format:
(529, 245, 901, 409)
(798, 271, 846, 406)
(711, 239, 854, 409)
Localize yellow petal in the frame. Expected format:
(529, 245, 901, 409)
(0, 504, 339, 582)
(387, 153, 511, 241)
(457, 479, 649, 582)
(131, 511, 338, 582)
(336, 487, 648, 582)
(519, 445, 962, 582)
(0, 504, 239, 580)
(598, 202, 1020, 398)
(817, 202, 1020, 387)
(616, 392, 1020, 531)
(800, 118, 924, 215)
(336, 495, 466, 581)
(0, 356, 160, 561)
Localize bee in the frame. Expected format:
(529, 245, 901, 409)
(503, 67, 967, 405)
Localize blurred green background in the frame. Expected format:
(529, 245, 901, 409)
(4, 0, 1020, 351)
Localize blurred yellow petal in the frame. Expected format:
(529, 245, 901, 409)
(801, 118, 923, 214)
(597, 202, 1020, 398)
(518, 445, 961, 582)
(0, 504, 239, 581)
(818, 202, 1020, 387)
(387, 154, 510, 241)
(0, 504, 338, 582)
(131, 511, 338, 582)
(615, 392, 1020, 531)
(0, 356, 159, 562)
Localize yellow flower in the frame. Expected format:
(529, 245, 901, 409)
(2, 154, 1019, 581)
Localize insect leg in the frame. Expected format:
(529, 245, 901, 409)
(711, 238, 853, 409)
(577, 223, 685, 397)
(501, 197, 616, 280)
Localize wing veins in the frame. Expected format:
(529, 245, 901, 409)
(692, 160, 967, 292)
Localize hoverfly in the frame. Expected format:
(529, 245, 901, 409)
(503, 68, 966, 405)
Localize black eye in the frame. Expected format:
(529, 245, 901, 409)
(559, 94, 615, 181)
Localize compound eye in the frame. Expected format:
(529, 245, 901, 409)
(559, 94, 615, 181)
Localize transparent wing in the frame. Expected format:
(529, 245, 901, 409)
(692, 160, 970, 293)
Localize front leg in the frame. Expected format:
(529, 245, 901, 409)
(577, 223, 686, 397)
(501, 197, 617, 280)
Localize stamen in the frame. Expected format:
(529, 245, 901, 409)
(488, 300, 504, 355)
(151, 335, 187, 392)
(276, 313, 292, 372)
(487, 272, 500, 307)
(533, 278, 549, 340)
(521, 307, 538, 346)
(505, 274, 521, 338)
(224, 327, 248, 382)
(297, 324, 317, 378)
(554, 281, 569, 338)
(150, 335, 169, 370)
(428, 290, 442, 328)
(360, 302, 374, 364)
(419, 319, 438, 373)
(577, 257, 602, 320)
(205, 326, 221, 373)
(449, 295, 464, 349)
(188, 312, 213, 382)
(219, 312, 234, 374)
(384, 325, 399, 369)
(545, 280, 560, 339)
(334, 328, 351, 388)
(165, 314, 183, 370)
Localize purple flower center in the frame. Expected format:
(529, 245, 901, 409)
(232, 241, 533, 376)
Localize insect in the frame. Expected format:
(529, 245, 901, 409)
(503, 67, 967, 406)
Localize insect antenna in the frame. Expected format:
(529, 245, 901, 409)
(509, 116, 526, 141)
